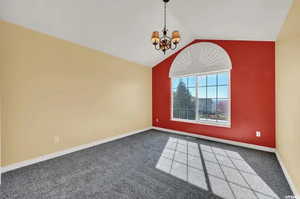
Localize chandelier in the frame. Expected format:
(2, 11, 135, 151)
(151, 0, 181, 54)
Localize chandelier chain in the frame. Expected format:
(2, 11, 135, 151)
(164, 2, 167, 32)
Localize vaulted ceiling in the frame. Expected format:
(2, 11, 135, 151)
(0, 0, 293, 67)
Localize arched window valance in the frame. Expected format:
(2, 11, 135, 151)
(169, 42, 232, 78)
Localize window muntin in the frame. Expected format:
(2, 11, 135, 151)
(172, 72, 230, 126)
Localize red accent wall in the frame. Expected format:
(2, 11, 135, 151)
(152, 40, 275, 148)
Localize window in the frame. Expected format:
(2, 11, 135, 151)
(172, 72, 230, 127)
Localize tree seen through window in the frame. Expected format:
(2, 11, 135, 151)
(172, 72, 230, 124)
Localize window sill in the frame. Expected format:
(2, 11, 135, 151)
(171, 118, 231, 128)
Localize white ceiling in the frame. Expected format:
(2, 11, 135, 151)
(0, 0, 293, 67)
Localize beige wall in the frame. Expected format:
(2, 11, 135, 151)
(276, 0, 300, 195)
(0, 29, 3, 168)
(0, 81, 2, 169)
(0, 21, 152, 166)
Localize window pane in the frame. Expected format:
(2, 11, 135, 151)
(180, 77, 188, 87)
(172, 89, 176, 98)
(172, 78, 180, 89)
(172, 73, 230, 124)
(207, 74, 217, 86)
(188, 76, 196, 88)
(216, 99, 229, 121)
(198, 87, 206, 98)
(188, 87, 196, 97)
(198, 99, 207, 120)
(178, 110, 187, 120)
(207, 86, 217, 98)
(218, 86, 229, 98)
(218, 72, 229, 85)
(173, 108, 180, 118)
(187, 109, 196, 120)
(173, 77, 195, 120)
(198, 76, 206, 87)
(206, 99, 217, 120)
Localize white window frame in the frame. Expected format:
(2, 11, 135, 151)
(171, 71, 231, 128)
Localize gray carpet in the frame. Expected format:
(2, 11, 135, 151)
(0, 129, 293, 199)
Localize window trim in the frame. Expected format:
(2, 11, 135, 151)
(170, 71, 231, 128)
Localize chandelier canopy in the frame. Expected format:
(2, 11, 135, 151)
(151, 0, 181, 54)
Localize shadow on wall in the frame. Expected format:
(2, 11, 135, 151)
(156, 137, 280, 199)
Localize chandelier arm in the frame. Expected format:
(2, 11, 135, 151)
(170, 43, 178, 50)
(154, 44, 161, 50)
(160, 35, 171, 41)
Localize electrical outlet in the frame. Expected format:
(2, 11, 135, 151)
(256, 131, 261, 137)
(54, 136, 60, 144)
(156, 118, 159, 122)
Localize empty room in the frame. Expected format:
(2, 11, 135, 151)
(0, 0, 299, 198)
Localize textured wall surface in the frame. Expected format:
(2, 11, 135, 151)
(153, 40, 275, 148)
(276, 0, 300, 194)
(0, 21, 152, 166)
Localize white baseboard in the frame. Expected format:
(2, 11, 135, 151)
(152, 127, 275, 153)
(275, 151, 300, 199)
(1, 127, 152, 174)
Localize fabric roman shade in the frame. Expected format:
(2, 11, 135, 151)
(169, 42, 232, 78)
